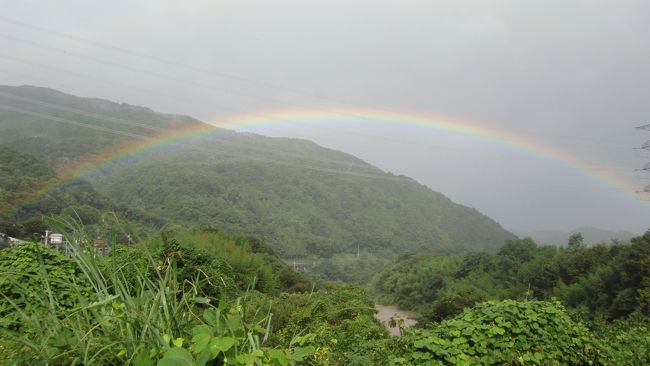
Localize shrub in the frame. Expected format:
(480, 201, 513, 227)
(0, 243, 91, 330)
(395, 299, 605, 365)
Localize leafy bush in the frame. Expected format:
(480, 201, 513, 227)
(268, 285, 387, 365)
(0, 243, 91, 330)
(394, 300, 605, 365)
(148, 301, 314, 366)
(154, 228, 310, 296)
(603, 325, 650, 365)
(591, 316, 650, 366)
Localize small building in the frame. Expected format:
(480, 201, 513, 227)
(44, 231, 71, 254)
(49, 233, 64, 245)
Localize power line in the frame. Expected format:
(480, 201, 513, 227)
(0, 52, 415, 149)
(0, 17, 634, 148)
(0, 81, 633, 172)
(0, 54, 215, 108)
(0, 90, 168, 132)
(0, 89, 383, 172)
(0, 30, 401, 129)
(0, 103, 404, 181)
(0, 58, 553, 160)
(0, 15, 371, 109)
(0, 20, 634, 176)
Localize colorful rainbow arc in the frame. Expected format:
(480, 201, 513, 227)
(216, 108, 639, 198)
(3, 108, 643, 217)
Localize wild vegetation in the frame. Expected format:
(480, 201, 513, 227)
(0, 224, 378, 365)
(0, 85, 515, 258)
(0, 146, 159, 241)
(372, 234, 650, 325)
(2, 227, 650, 364)
(1, 86, 649, 364)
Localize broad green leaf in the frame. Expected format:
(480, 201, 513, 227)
(192, 324, 212, 337)
(209, 336, 235, 356)
(226, 314, 242, 331)
(267, 349, 289, 366)
(292, 346, 315, 361)
(191, 333, 212, 353)
(134, 352, 155, 366)
(194, 349, 213, 366)
(157, 347, 194, 366)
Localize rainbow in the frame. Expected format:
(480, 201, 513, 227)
(2, 108, 644, 217)
(215, 108, 640, 197)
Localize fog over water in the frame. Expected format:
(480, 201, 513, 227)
(1, 0, 649, 233)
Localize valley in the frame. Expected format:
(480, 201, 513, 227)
(0, 86, 647, 365)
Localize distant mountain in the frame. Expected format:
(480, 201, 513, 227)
(0, 85, 516, 257)
(515, 227, 638, 246)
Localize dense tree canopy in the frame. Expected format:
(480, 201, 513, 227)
(373, 234, 650, 323)
(0, 85, 515, 258)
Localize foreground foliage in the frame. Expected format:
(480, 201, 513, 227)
(0, 227, 382, 365)
(373, 234, 650, 323)
(393, 300, 604, 365)
(2, 225, 650, 365)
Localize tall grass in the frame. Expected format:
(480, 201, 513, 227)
(0, 216, 291, 365)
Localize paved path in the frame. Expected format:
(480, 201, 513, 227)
(374, 304, 418, 336)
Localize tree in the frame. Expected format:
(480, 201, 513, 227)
(497, 238, 537, 262)
(568, 233, 586, 251)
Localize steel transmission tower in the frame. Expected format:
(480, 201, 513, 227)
(635, 125, 650, 196)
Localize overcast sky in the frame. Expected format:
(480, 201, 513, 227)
(1, 0, 649, 234)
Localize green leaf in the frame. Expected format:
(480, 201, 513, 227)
(192, 324, 212, 337)
(173, 338, 184, 348)
(194, 349, 213, 366)
(134, 351, 155, 366)
(237, 353, 260, 366)
(203, 309, 219, 327)
(267, 349, 290, 366)
(209, 336, 235, 356)
(191, 333, 212, 353)
(292, 346, 315, 361)
(157, 347, 194, 366)
(226, 314, 242, 331)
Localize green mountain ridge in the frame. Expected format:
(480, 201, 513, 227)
(0, 85, 516, 257)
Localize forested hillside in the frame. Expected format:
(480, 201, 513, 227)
(0, 85, 515, 257)
(0, 146, 159, 240)
(372, 233, 649, 323)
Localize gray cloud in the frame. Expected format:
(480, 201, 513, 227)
(1, 0, 649, 233)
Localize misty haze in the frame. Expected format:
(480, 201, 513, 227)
(1, 1, 649, 365)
